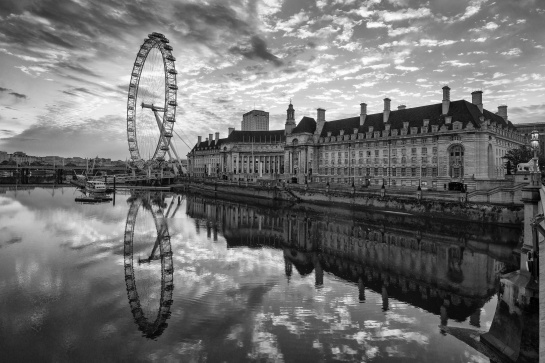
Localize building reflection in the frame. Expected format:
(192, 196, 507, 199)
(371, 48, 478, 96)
(186, 194, 520, 327)
(123, 192, 174, 339)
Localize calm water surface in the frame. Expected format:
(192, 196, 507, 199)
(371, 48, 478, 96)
(0, 186, 521, 362)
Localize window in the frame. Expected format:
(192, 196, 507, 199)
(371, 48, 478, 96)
(375, 150, 379, 156)
(401, 168, 406, 176)
(432, 147, 438, 154)
(432, 167, 438, 177)
(392, 168, 397, 176)
(392, 149, 397, 156)
(422, 147, 427, 155)
(411, 168, 417, 177)
(411, 148, 417, 155)
(359, 151, 363, 157)
(374, 167, 379, 175)
(383, 167, 388, 176)
(401, 149, 407, 155)
(421, 167, 427, 177)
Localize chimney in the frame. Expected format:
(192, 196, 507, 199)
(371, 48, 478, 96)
(208, 133, 213, 145)
(198, 136, 202, 144)
(442, 85, 450, 115)
(228, 127, 235, 135)
(383, 98, 391, 123)
(317, 108, 325, 123)
(215, 132, 219, 142)
(471, 90, 483, 113)
(397, 105, 406, 110)
(360, 103, 367, 126)
(497, 105, 508, 121)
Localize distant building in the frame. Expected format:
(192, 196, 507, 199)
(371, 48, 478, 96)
(187, 129, 285, 179)
(513, 121, 545, 156)
(0, 151, 8, 163)
(41, 156, 64, 165)
(242, 110, 269, 131)
(10, 151, 36, 164)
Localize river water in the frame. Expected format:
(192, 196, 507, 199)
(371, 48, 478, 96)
(0, 186, 524, 362)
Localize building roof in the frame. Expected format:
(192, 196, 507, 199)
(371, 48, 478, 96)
(312, 99, 515, 138)
(291, 116, 316, 134)
(191, 130, 285, 152)
(225, 130, 285, 144)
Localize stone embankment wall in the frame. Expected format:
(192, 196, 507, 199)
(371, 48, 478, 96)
(178, 181, 523, 225)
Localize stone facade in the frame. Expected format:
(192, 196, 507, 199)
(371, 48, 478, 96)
(187, 128, 285, 180)
(188, 86, 526, 190)
(285, 86, 526, 190)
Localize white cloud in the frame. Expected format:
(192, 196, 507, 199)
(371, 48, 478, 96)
(492, 72, 506, 78)
(349, 7, 374, 18)
(388, 26, 419, 37)
(360, 55, 382, 65)
(366, 21, 388, 28)
(470, 21, 499, 32)
(380, 7, 432, 22)
(442, 60, 472, 67)
(366, 63, 390, 69)
(415, 39, 458, 47)
(395, 65, 419, 71)
(456, 0, 488, 22)
(274, 10, 309, 33)
(471, 37, 487, 42)
(378, 40, 410, 49)
(501, 48, 522, 56)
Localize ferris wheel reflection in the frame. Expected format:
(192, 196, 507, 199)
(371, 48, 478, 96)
(123, 192, 174, 339)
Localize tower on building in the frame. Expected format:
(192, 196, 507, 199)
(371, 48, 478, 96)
(285, 100, 296, 135)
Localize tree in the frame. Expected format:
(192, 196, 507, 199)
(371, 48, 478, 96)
(503, 145, 545, 173)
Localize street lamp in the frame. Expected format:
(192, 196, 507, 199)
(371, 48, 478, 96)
(531, 129, 540, 185)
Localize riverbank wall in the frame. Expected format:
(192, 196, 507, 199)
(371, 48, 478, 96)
(172, 181, 524, 226)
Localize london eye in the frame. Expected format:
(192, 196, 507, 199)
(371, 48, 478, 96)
(123, 193, 174, 339)
(126, 32, 182, 170)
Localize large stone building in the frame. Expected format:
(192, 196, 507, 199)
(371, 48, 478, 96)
(188, 86, 527, 190)
(187, 128, 285, 180)
(285, 86, 526, 189)
(241, 110, 269, 131)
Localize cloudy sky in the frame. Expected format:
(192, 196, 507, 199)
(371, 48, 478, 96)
(0, 0, 544, 160)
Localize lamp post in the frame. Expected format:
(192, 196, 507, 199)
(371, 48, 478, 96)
(530, 129, 540, 186)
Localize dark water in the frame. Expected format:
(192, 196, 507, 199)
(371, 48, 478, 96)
(0, 186, 523, 362)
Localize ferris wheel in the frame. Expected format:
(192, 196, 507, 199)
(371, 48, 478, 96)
(126, 32, 183, 171)
(123, 193, 174, 339)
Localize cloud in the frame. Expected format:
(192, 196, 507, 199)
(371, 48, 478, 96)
(395, 65, 419, 72)
(501, 48, 522, 56)
(9, 92, 27, 99)
(511, 103, 545, 123)
(229, 35, 283, 66)
(469, 21, 499, 32)
(379, 7, 432, 22)
(0, 87, 28, 101)
(366, 21, 388, 28)
(388, 26, 419, 37)
(442, 60, 472, 67)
